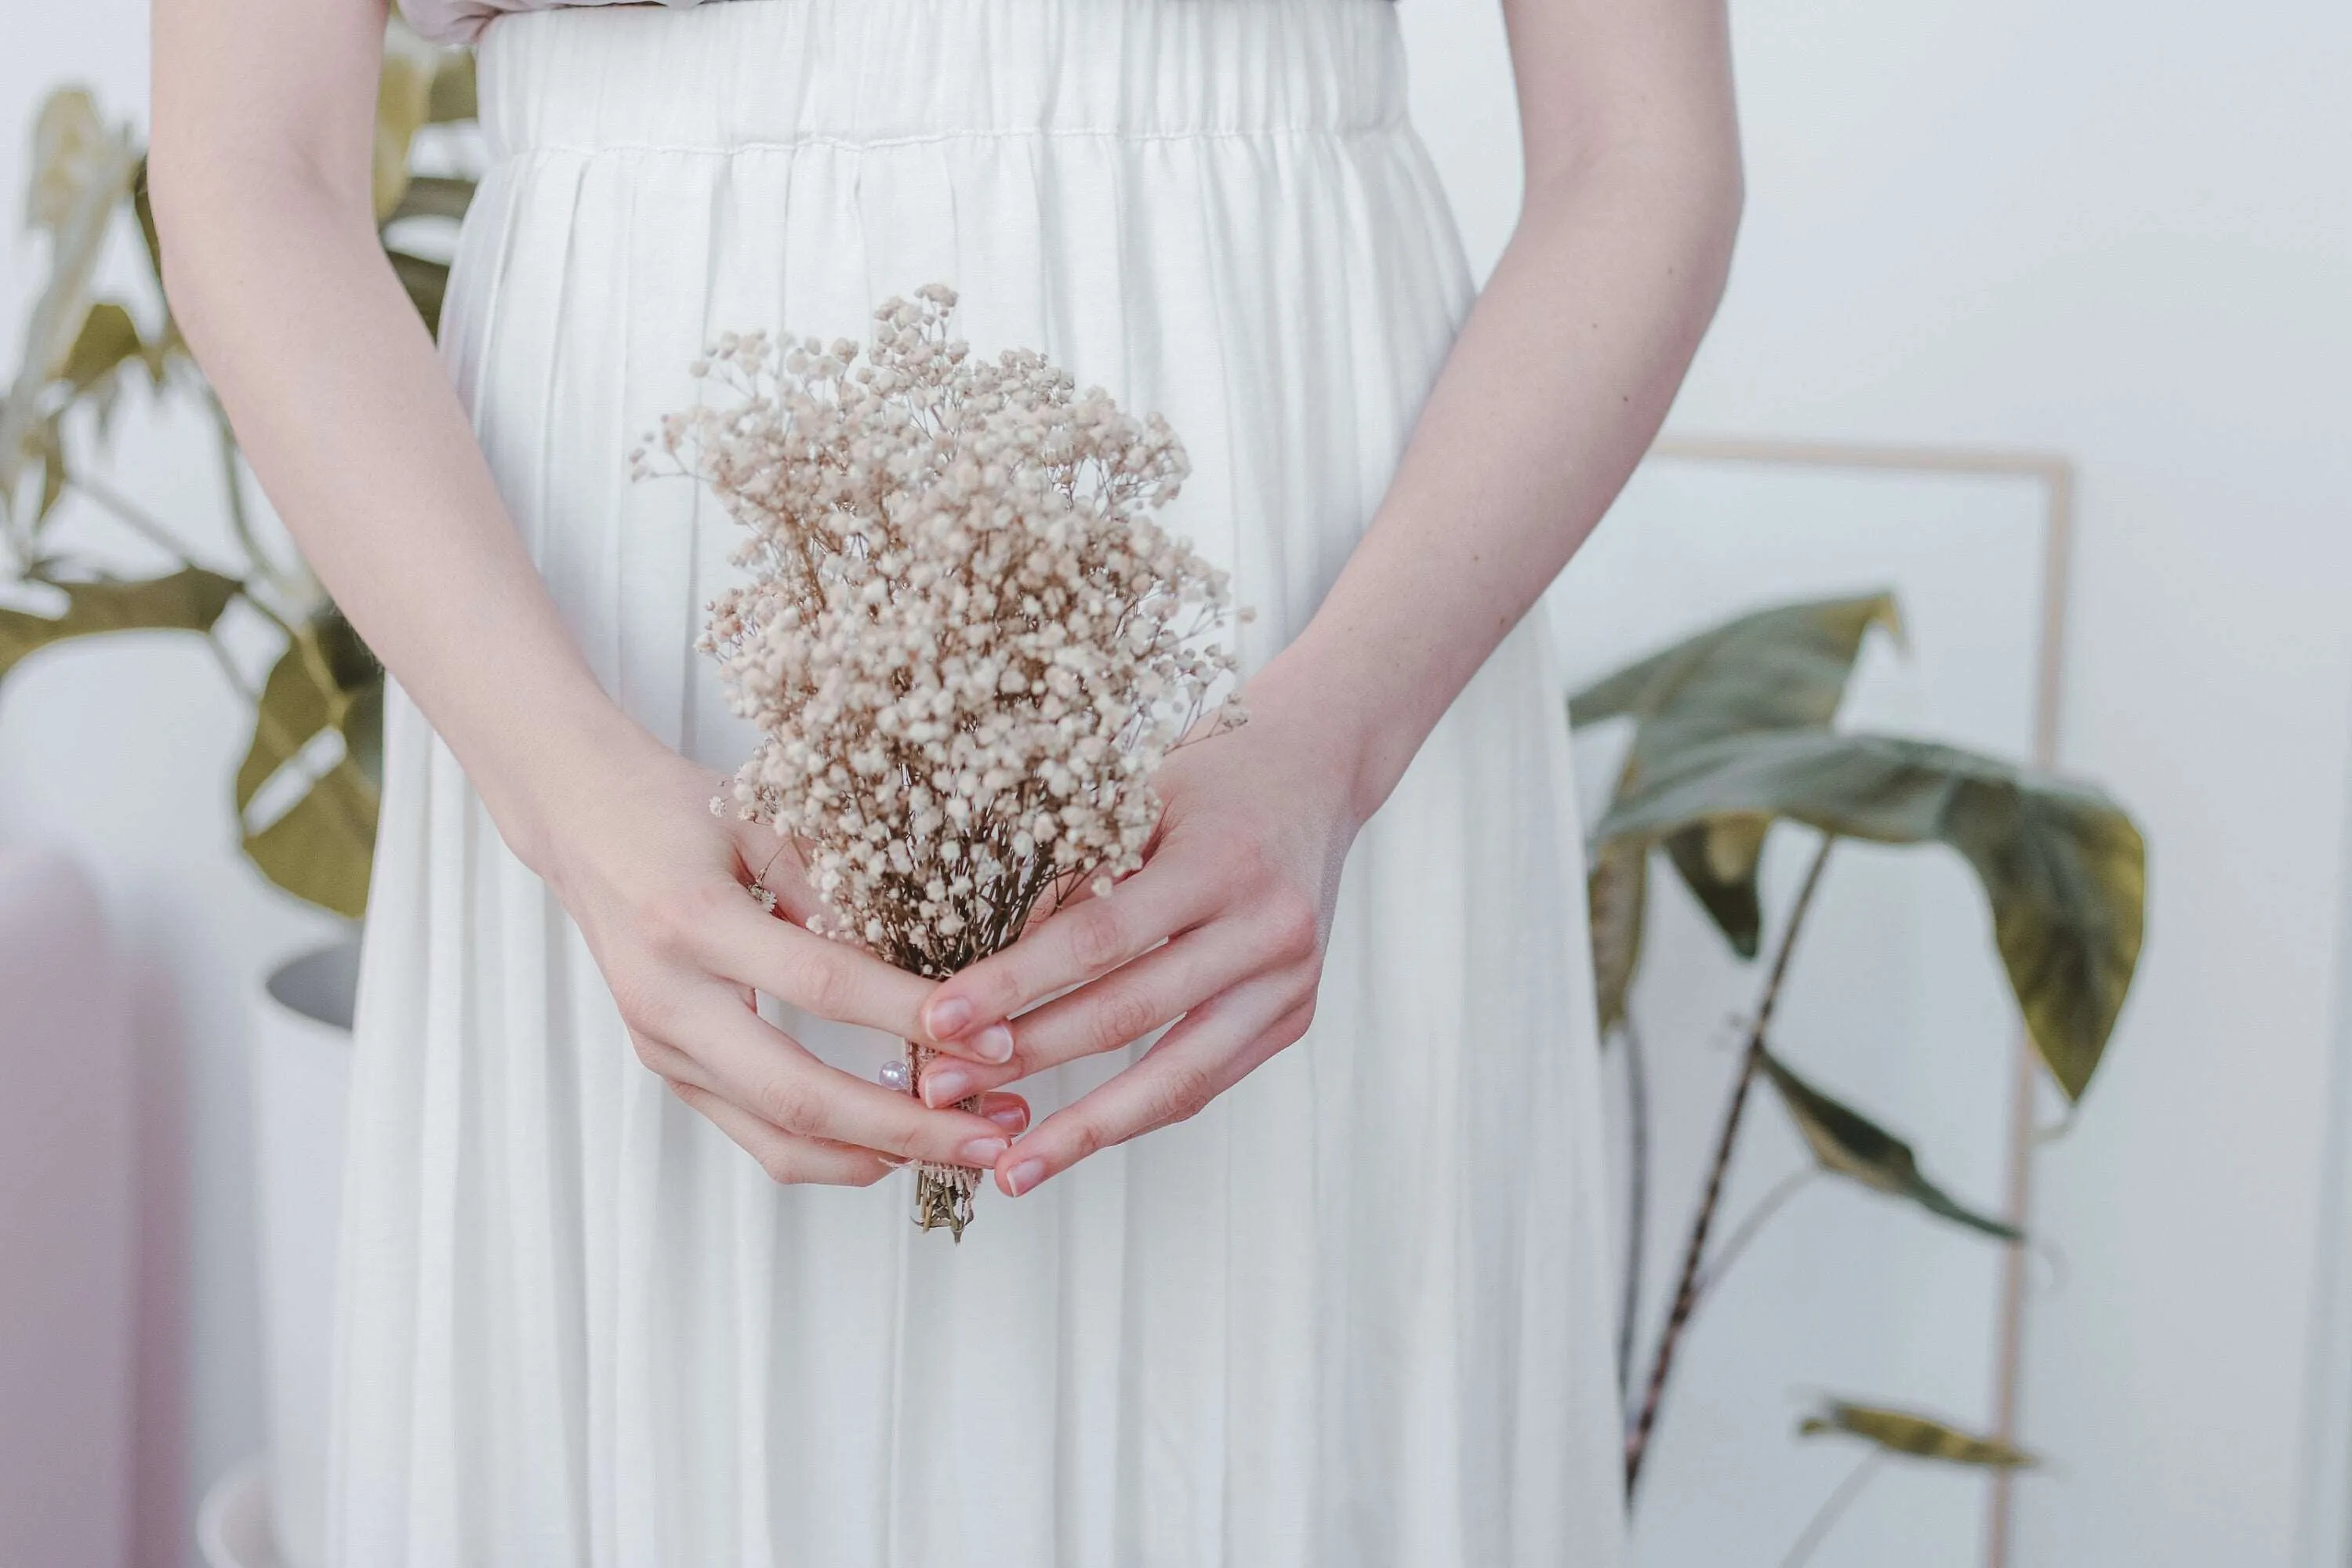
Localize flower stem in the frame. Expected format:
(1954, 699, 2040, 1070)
(1623, 831, 1837, 1500)
(904, 1040, 981, 1240)
(1779, 1450, 1886, 1568)
(1691, 1167, 1817, 1308)
(1616, 1008, 1651, 1403)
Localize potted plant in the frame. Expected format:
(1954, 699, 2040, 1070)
(0, 28, 477, 1566)
(1571, 591, 2146, 1557)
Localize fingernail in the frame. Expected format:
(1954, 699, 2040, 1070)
(973, 1024, 1014, 1064)
(927, 997, 973, 1038)
(1005, 1157, 1047, 1197)
(955, 1136, 1009, 1167)
(924, 1067, 974, 1107)
(985, 1102, 1027, 1131)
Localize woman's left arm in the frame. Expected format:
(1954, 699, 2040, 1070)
(912, 0, 1744, 1198)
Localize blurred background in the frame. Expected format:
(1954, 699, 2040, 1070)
(1, 1, 2346, 1565)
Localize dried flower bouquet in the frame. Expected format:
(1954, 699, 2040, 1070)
(636, 284, 1245, 1238)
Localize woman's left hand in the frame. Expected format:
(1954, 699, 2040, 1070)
(913, 704, 1368, 1199)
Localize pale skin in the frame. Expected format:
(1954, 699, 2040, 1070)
(151, 0, 1740, 1200)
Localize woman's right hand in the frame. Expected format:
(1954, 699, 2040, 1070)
(532, 738, 1029, 1187)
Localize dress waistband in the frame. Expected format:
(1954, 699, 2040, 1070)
(474, 0, 1410, 155)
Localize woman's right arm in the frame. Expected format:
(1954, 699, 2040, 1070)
(147, 0, 1022, 1182)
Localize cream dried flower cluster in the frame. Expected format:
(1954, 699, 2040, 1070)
(634, 283, 1246, 1235)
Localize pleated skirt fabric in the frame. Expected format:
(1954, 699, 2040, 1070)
(330, 2, 1624, 1563)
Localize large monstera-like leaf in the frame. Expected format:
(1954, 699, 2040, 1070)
(1798, 1399, 2038, 1469)
(1571, 592, 1900, 960)
(1596, 731, 2145, 1102)
(1761, 1050, 2020, 1240)
(0, 568, 240, 678)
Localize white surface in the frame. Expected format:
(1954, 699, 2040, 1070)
(249, 946, 357, 1568)
(0, 14, 347, 1566)
(1399, 2, 2352, 1565)
(1546, 456, 2053, 1566)
(0, 846, 136, 1568)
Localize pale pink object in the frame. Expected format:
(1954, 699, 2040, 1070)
(0, 847, 134, 1568)
(398, 0, 715, 45)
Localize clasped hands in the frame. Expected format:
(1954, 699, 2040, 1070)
(564, 707, 1363, 1202)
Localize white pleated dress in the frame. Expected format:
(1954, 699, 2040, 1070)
(334, 2, 1624, 1564)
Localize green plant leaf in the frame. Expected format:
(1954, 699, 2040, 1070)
(1761, 1051, 2020, 1240)
(387, 174, 476, 226)
(427, 50, 478, 123)
(31, 416, 67, 527)
(1588, 836, 1648, 1033)
(1798, 1399, 2038, 1468)
(1570, 593, 1901, 958)
(1569, 591, 1902, 742)
(342, 681, 386, 786)
(373, 27, 438, 223)
(131, 155, 165, 283)
(234, 612, 382, 809)
(2, 89, 140, 529)
(242, 757, 377, 920)
(1662, 818, 1767, 957)
(59, 301, 143, 395)
(387, 249, 451, 337)
(0, 567, 240, 679)
(1596, 731, 2145, 1102)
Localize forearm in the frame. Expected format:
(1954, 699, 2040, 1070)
(1256, 144, 1741, 820)
(149, 154, 661, 873)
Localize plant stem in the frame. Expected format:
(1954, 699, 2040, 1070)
(201, 629, 260, 707)
(205, 387, 284, 591)
(1616, 1009, 1652, 1404)
(1623, 832, 1837, 1501)
(1690, 1167, 1816, 1308)
(1778, 1450, 1886, 1568)
(64, 475, 204, 569)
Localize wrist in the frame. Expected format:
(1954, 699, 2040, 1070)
(1243, 633, 1426, 828)
(461, 688, 699, 887)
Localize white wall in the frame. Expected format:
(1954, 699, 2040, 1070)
(6, 0, 2348, 1563)
(1402, 0, 2352, 1563)
(0, 9, 341, 1565)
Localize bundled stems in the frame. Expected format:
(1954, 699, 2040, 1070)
(1623, 832, 1838, 1498)
(907, 1036, 983, 1237)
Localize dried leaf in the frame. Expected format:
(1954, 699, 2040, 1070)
(1799, 1399, 2038, 1468)
(1588, 837, 1648, 1033)
(1761, 1050, 2020, 1240)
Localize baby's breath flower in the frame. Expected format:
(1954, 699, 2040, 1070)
(637, 284, 1245, 1238)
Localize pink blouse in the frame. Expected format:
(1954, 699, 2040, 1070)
(398, 0, 715, 47)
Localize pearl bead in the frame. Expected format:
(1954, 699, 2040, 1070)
(877, 1058, 912, 1092)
